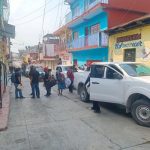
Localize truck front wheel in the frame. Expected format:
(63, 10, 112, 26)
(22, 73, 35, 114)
(131, 99, 150, 127)
(79, 86, 89, 102)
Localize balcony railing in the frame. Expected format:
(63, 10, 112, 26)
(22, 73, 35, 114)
(86, 0, 108, 10)
(67, 32, 108, 50)
(65, 9, 83, 24)
(65, 0, 108, 23)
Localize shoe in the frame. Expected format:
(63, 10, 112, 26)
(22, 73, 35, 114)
(94, 110, 101, 113)
(20, 97, 25, 99)
(15, 97, 19, 99)
(91, 107, 94, 110)
(31, 97, 35, 99)
(37, 96, 40, 98)
(30, 93, 33, 95)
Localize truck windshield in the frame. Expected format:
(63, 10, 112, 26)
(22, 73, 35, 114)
(120, 64, 150, 77)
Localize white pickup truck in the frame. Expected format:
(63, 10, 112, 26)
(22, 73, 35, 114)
(74, 62, 150, 127)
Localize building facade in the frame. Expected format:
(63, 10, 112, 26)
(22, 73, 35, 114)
(0, 0, 15, 107)
(54, 26, 72, 65)
(64, 0, 150, 66)
(109, 15, 150, 65)
(0, 0, 15, 64)
(41, 34, 59, 70)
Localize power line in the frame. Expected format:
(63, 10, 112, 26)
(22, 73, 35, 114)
(41, 0, 47, 37)
(58, 0, 64, 27)
(54, 0, 61, 28)
(14, 0, 52, 21)
(15, 2, 63, 26)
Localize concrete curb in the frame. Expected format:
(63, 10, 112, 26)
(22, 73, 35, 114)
(0, 87, 10, 131)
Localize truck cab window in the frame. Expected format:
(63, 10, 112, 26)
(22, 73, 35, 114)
(109, 64, 123, 75)
(106, 67, 123, 80)
(91, 65, 105, 78)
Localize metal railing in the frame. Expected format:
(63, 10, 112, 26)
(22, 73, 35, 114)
(67, 32, 100, 50)
(65, 0, 109, 23)
(86, 0, 109, 11)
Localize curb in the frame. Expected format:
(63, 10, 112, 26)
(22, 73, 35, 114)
(0, 87, 10, 131)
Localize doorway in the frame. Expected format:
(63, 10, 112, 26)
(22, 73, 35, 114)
(124, 49, 136, 62)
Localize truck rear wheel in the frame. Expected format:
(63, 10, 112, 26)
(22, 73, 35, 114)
(79, 86, 89, 102)
(131, 99, 150, 127)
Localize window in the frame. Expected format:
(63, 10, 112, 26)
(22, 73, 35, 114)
(109, 65, 123, 75)
(89, 0, 96, 5)
(91, 65, 105, 78)
(90, 24, 100, 34)
(73, 5, 80, 18)
(106, 67, 121, 79)
(120, 63, 150, 77)
(73, 32, 79, 40)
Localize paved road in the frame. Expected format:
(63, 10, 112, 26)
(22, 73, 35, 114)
(0, 78, 150, 150)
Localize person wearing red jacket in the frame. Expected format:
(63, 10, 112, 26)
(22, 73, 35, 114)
(67, 68, 74, 93)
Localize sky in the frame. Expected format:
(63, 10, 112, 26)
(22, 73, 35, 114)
(9, 0, 69, 52)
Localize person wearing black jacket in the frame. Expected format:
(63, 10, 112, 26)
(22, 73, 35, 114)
(29, 67, 40, 98)
(44, 69, 51, 97)
(14, 68, 25, 99)
(85, 74, 101, 113)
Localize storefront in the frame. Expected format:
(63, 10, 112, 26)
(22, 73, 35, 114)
(109, 24, 150, 65)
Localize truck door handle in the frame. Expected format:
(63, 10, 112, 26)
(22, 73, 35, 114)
(92, 82, 100, 84)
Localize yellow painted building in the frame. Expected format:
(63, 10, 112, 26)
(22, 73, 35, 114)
(109, 24, 150, 66)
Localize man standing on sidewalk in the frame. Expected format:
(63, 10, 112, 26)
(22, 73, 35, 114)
(85, 74, 101, 113)
(29, 67, 40, 98)
(14, 67, 25, 99)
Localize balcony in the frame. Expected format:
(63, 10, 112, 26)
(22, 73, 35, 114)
(67, 32, 108, 51)
(65, 0, 108, 24)
(65, 9, 83, 24)
(86, 0, 108, 10)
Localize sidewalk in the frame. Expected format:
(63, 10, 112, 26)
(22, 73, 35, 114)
(0, 87, 10, 131)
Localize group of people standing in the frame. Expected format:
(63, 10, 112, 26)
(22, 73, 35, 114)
(11, 65, 100, 114)
(11, 65, 75, 99)
(56, 68, 74, 95)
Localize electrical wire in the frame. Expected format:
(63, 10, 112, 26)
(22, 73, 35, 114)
(15, 2, 63, 26)
(58, 0, 65, 27)
(54, 0, 61, 28)
(41, 0, 47, 36)
(14, 0, 52, 21)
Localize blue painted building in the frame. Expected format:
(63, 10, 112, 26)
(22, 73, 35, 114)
(65, 0, 109, 66)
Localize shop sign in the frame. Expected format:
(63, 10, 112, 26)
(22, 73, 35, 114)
(115, 33, 143, 50)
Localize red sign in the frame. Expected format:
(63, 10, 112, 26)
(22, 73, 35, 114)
(117, 33, 141, 43)
(86, 60, 101, 66)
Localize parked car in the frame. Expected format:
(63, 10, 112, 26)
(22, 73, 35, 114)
(74, 62, 150, 127)
(25, 65, 45, 80)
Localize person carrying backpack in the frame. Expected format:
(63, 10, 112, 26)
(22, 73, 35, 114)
(14, 67, 25, 99)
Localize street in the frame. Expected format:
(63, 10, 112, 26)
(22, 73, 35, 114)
(0, 77, 150, 150)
